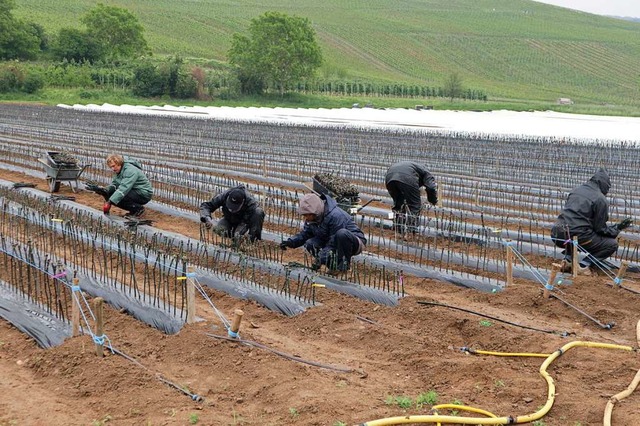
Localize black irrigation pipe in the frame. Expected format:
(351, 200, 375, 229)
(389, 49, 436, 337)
(416, 300, 574, 337)
(205, 333, 363, 375)
(549, 294, 615, 330)
(109, 346, 204, 402)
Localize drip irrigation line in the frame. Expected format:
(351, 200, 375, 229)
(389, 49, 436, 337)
(356, 315, 378, 325)
(108, 346, 203, 402)
(549, 294, 615, 330)
(416, 301, 573, 337)
(192, 276, 232, 331)
(606, 282, 640, 295)
(205, 333, 363, 375)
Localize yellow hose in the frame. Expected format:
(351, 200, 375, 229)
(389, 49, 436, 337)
(359, 341, 634, 426)
(602, 319, 640, 426)
(470, 349, 550, 358)
(432, 404, 497, 418)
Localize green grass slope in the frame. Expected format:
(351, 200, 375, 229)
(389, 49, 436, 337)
(15, 0, 640, 105)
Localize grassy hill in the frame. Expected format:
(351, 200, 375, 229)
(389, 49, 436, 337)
(14, 0, 640, 106)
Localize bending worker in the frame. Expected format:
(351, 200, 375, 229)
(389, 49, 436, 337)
(200, 185, 265, 242)
(280, 193, 366, 274)
(86, 154, 152, 218)
(550, 168, 632, 276)
(385, 161, 438, 233)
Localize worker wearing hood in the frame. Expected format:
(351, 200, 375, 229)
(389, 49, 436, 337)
(551, 168, 632, 275)
(280, 193, 366, 274)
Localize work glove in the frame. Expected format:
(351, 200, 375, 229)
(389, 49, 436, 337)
(235, 223, 249, 236)
(200, 216, 213, 229)
(279, 240, 293, 250)
(85, 183, 99, 192)
(427, 191, 438, 206)
(616, 217, 633, 231)
(102, 202, 112, 215)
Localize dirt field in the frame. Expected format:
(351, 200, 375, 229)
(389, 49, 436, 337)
(2, 169, 640, 426)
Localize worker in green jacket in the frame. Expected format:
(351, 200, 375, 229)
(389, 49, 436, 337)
(86, 154, 153, 218)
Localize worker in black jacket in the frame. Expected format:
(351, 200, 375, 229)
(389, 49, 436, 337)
(550, 168, 632, 276)
(385, 161, 438, 234)
(199, 185, 265, 242)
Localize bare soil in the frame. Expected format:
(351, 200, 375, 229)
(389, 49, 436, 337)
(2, 169, 640, 426)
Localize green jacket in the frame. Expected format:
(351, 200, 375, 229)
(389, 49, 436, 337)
(106, 158, 153, 205)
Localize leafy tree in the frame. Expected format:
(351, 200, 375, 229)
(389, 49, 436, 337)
(444, 72, 464, 101)
(229, 11, 322, 94)
(52, 28, 103, 63)
(81, 3, 149, 61)
(132, 57, 197, 99)
(0, 0, 40, 60)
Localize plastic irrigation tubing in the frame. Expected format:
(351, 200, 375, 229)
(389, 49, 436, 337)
(205, 333, 360, 374)
(603, 319, 640, 426)
(549, 294, 615, 330)
(108, 346, 204, 402)
(416, 301, 572, 336)
(358, 341, 635, 426)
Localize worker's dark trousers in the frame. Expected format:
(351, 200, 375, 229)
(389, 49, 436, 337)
(385, 180, 422, 232)
(103, 188, 151, 214)
(578, 234, 618, 266)
(216, 208, 265, 241)
(551, 225, 618, 266)
(304, 229, 364, 271)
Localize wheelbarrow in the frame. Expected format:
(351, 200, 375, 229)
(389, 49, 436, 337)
(37, 151, 90, 193)
(307, 173, 379, 216)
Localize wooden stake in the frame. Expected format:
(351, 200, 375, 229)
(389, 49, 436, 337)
(229, 309, 244, 338)
(92, 297, 104, 358)
(544, 265, 559, 299)
(615, 261, 629, 287)
(186, 265, 196, 324)
(71, 277, 80, 337)
(505, 242, 514, 287)
(572, 236, 578, 278)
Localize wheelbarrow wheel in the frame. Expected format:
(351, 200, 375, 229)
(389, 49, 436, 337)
(47, 178, 61, 193)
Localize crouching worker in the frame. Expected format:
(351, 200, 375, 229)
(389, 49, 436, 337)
(280, 193, 366, 274)
(85, 154, 153, 218)
(385, 161, 438, 234)
(550, 168, 632, 276)
(199, 186, 265, 242)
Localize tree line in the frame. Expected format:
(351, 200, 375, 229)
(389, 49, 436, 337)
(1, 1, 480, 102)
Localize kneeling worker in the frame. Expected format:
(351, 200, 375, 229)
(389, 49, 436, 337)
(86, 154, 153, 218)
(280, 193, 366, 274)
(200, 185, 265, 242)
(550, 168, 632, 275)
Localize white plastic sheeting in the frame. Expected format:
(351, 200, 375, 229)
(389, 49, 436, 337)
(59, 103, 640, 144)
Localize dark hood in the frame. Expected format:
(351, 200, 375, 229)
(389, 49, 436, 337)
(589, 168, 611, 195)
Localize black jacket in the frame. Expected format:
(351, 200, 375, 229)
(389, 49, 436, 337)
(385, 161, 438, 202)
(552, 168, 619, 241)
(199, 185, 260, 225)
(287, 194, 366, 250)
